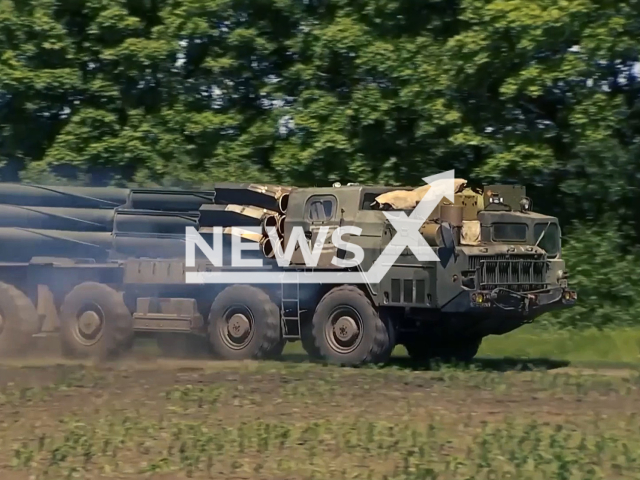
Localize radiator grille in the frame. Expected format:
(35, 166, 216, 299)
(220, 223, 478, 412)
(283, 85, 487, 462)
(468, 254, 548, 292)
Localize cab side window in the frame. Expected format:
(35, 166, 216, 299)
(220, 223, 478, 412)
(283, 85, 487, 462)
(305, 196, 336, 222)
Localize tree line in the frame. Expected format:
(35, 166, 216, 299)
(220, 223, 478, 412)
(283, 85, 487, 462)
(2, 0, 640, 329)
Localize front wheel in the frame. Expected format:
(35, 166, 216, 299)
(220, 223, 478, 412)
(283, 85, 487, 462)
(310, 286, 392, 366)
(405, 337, 482, 364)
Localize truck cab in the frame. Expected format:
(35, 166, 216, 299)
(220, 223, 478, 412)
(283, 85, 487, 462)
(454, 187, 574, 318)
(279, 181, 576, 364)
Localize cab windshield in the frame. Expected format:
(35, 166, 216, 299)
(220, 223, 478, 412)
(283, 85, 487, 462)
(534, 222, 560, 257)
(492, 223, 527, 242)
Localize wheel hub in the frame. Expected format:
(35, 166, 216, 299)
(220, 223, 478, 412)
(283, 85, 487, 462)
(227, 313, 251, 340)
(77, 310, 102, 340)
(325, 307, 364, 355)
(333, 316, 359, 343)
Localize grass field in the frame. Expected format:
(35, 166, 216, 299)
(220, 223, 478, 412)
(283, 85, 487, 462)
(285, 324, 640, 366)
(0, 327, 639, 479)
(478, 325, 640, 365)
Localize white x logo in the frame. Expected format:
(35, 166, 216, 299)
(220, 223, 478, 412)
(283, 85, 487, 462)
(364, 170, 456, 282)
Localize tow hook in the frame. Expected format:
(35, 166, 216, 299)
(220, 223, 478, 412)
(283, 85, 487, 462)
(522, 293, 540, 312)
(488, 289, 533, 312)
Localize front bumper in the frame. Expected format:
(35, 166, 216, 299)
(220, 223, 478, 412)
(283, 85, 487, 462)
(442, 286, 577, 318)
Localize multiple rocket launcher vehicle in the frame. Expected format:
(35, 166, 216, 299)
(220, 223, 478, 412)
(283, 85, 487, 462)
(0, 179, 577, 365)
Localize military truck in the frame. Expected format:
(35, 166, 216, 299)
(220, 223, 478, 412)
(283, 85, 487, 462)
(0, 180, 576, 366)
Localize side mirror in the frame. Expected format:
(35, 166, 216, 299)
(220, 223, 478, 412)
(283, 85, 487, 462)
(438, 222, 458, 266)
(439, 222, 456, 251)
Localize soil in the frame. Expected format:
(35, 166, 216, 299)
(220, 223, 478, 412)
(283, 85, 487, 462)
(0, 340, 638, 479)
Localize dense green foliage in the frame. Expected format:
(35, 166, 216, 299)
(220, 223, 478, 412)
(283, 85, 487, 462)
(1, 0, 640, 328)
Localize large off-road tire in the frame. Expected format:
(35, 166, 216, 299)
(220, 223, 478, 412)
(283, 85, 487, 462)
(443, 338, 482, 363)
(265, 337, 287, 360)
(207, 285, 281, 360)
(0, 282, 40, 357)
(310, 285, 391, 366)
(300, 320, 322, 359)
(379, 311, 397, 360)
(156, 333, 212, 358)
(59, 282, 134, 360)
(405, 337, 482, 364)
(442, 338, 482, 363)
(403, 339, 429, 362)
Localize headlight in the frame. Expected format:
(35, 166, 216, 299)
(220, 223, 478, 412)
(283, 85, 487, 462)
(519, 197, 532, 212)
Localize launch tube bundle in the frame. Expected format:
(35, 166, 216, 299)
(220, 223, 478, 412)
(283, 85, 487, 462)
(0, 182, 291, 262)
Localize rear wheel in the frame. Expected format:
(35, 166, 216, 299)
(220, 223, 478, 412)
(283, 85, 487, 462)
(301, 320, 322, 359)
(0, 282, 40, 357)
(405, 336, 482, 364)
(265, 337, 287, 359)
(310, 286, 391, 366)
(207, 285, 281, 360)
(59, 282, 134, 360)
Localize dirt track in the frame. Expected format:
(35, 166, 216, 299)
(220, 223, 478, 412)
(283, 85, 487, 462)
(0, 339, 639, 479)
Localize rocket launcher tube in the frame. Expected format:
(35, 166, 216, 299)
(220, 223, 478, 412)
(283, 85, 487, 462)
(212, 183, 292, 213)
(260, 236, 282, 259)
(218, 226, 264, 244)
(0, 205, 115, 231)
(199, 204, 279, 229)
(0, 228, 112, 262)
(128, 189, 216, 211)
(0, 184, 129, 208)
(113, 210, 200, 235)
(278, 193, 290, 214)
(277, 215, 286, 236)
(262, 214, 279, 236)
(129, 184, 292, 213)
(112, 229, 265, 261)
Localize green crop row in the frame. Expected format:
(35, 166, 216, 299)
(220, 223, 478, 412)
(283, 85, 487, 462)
(6, 414, 640, 480)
